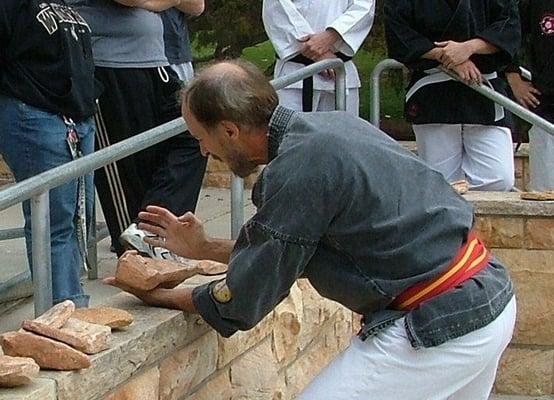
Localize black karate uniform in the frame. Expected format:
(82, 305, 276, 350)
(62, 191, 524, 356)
(384, 0, 521, 127)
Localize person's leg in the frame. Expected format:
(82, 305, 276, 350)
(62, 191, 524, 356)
(461, 124, 514, 191)
(413, 124, 464, 182)
(93, 67, 158, 256)
(528, 125, 554, 191)
(0, 95, 89, 306)
(298, 297, 516, 400)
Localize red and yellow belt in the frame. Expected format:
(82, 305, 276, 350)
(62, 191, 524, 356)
(391, 231, 491, 311)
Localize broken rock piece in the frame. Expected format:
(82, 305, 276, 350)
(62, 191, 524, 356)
(195, 260, 228, 276)
(450, 179, 469, 195)
(22, 318, 111, 355)
(1, 331, 91, 370)
(520, 190, 554, 201)
(115, 251, 207, 290)
(34, 300, 75, 329)
(71, 307, 134, 329)
(0, 355, 39, 387)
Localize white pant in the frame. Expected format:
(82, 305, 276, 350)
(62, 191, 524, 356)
(413, 124, 515, 191)
(529, 125, 554, 191)
(299, 297, 516, 400)
(277, 88, 360, 116)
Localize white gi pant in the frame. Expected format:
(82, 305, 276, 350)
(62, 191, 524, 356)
(278, 88, 360, 116)
(299, 297, 516, 400)
(529, 125, 554, 191)
(413, 124, 515, 191)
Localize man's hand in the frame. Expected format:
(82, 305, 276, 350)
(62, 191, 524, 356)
(506, 72, 541, 109)
(138, 206, 209, 260)
(299, 28, 341, 61)
(316, 51, 339, 80)
(435, 40, 473, 68)
(449, 59, 482, 85)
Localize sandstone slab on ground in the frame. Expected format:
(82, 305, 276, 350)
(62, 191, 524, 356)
(115, 251, 208, 290)
(22, 318, 110, 354)
(0, 355, 39, 387)
(520, 191, 554, 201)
(1, 331, 90, 370)
(451, 179, 469, 194)
(71, 307, 134, 329)
(34, 300, 75, 329)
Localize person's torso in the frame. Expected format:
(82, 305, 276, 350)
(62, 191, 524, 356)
(68, 0, 170, 67)
(527, 0, 554, 104)
(0, 0, 96, 120)
(162, 8, 192, 65)
(402, 0, 516, 126)
(258, 109, 513, 347)
(273, 0, 361, 89)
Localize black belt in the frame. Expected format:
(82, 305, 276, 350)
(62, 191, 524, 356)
(279, 53, 352, 112)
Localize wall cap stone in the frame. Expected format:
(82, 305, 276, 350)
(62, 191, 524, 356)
(465, 192, 554, 217)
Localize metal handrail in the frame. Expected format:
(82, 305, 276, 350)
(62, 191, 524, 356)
(0, 59, 346, 315)
(369, 58, 554, 137)
(229, 58, 347, 239)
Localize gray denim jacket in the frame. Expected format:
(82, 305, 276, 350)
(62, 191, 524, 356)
(193, 106, 514, 348)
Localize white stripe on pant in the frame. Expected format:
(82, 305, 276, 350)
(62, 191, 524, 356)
(299, 297, 516, 400)
(413, 123, 515, 191)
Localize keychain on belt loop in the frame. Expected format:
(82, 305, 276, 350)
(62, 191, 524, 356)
(64, 115, 89, 271)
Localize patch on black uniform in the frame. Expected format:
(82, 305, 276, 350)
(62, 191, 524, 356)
(212, 280, 232, 303)
(540, 14, 554, 35)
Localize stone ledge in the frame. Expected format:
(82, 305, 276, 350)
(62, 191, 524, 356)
(0, 378, 56, 400)
(39, 292, 211, 400)
(465, 192, 554, 217)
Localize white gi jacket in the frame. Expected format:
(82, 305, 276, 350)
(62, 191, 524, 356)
(262, 0, 374, 90)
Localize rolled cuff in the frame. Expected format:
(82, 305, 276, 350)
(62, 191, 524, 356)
(192, 282, 237, 338)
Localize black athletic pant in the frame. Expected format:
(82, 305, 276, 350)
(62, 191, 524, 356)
(94, 66, 207, 256)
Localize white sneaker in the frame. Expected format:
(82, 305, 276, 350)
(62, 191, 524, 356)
(119, 223, 189, 263)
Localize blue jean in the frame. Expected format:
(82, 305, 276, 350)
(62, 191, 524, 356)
(0, 95, 94, 307)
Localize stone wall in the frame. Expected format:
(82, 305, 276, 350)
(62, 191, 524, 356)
(203, 143, 531, 190)
(469, 192, 554, 397)
(0, 143, 531, 190)
(1, 279, 356, 400)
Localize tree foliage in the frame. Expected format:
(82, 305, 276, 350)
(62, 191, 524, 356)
(190, 0, 267, 59)
(190, 0, 386, 60)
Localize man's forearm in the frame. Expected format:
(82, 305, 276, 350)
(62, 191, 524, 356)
(466, 38, 499, 55)
(174, 0, 204, 16)
(145, 287, 197, 312)
(203, 238, 235, 264)
(113, 0, 203, 14)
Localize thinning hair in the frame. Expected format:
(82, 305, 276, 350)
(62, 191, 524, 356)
(182, 59, 278, 131)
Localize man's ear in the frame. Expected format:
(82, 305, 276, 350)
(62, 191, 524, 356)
(220, 120, 241, 140)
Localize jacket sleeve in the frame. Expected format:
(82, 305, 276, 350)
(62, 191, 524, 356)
(262, 0, 315, 60)
(506, 0, 530, 72)
(327, 0, 375, 57)
(384, 0, 437, 70)
(476, 0, 521, 64)
(192, 144, 338, 337)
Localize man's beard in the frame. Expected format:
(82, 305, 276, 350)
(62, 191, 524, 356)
(225, 147, 258, 178)
(230, 158, 258, 178)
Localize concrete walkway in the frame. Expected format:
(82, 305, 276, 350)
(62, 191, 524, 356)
(0, 187, 255, 333)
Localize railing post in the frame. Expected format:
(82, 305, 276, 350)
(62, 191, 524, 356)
(369, 59, 406, 128)
(31, 191, 53, 316)
(87, 204, 98, 280)
(335, 66, 347, 112)
(230, 176, 244, 240)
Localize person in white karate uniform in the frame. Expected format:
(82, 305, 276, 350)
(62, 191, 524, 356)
(262, 0, 375, 115)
